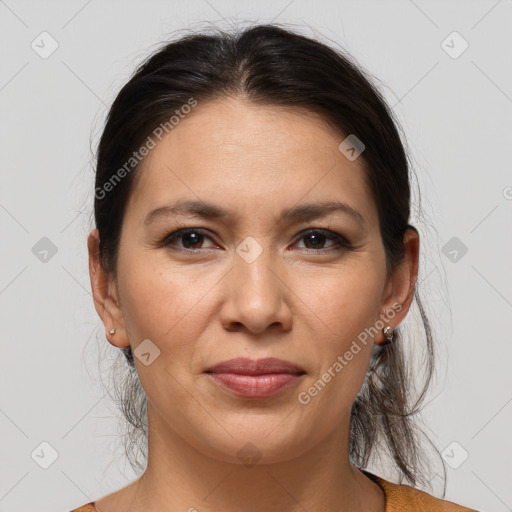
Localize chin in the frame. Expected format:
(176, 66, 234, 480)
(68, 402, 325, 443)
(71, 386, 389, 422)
(191, 421, 315, 466)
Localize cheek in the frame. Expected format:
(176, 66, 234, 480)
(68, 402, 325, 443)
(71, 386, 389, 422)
(117, 267, 178, 343)
(115, 255, 211, 411)
(116, 249, 223, 365)
(296, 264, 382, 407)
(300, 262, 383, 344)
(118, 247, 184, 334)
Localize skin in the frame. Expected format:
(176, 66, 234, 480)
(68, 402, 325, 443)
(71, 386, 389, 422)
(88, 96, 419, 512)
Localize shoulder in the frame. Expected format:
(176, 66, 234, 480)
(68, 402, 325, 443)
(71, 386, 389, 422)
(363, 471, 479, 512)
(69, 503, 96, 512)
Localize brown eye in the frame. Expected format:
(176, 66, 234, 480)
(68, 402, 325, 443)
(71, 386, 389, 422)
(162, 229, 217, 250)
(294, 229, 350, 252)
(302, 232, 329, 249)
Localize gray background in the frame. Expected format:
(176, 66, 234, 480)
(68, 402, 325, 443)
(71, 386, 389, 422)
(1, 1, 511, 511)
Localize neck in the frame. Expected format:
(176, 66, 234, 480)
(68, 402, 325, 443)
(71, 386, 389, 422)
(127, 405, 385, 512)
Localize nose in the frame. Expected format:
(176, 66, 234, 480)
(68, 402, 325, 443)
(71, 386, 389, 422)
(219, 246, 293, 335)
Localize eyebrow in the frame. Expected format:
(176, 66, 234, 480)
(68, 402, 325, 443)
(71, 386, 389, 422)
(144, 199, 366, 227)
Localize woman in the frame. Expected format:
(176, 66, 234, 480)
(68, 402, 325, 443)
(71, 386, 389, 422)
(76, 23, 478, 511)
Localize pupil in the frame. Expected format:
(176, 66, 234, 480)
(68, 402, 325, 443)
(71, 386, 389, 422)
(183, 232, 202, 249)
(304, 233, 325, 249)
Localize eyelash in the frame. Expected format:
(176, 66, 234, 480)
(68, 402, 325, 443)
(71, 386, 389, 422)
(159, 227, 352, 253)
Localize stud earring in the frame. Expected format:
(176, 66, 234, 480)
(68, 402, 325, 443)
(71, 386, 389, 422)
(109, 328, 116, 334)
(383, 325, 393, 342)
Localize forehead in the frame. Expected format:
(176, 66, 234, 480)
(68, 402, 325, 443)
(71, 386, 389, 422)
(127, 97, 378, 227)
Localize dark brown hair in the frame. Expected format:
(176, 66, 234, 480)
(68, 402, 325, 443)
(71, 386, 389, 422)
(91, 23, 445, 493)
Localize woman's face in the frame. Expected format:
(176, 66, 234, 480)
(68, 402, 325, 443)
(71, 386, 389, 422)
(91, 96, 415, 464)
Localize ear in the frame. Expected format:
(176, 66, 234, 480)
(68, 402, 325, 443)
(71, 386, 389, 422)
(374, 227, 420, 346)
(87, 228, 130, 348)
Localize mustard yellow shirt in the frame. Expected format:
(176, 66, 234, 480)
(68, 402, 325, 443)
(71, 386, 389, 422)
(69, 470, 479, 511)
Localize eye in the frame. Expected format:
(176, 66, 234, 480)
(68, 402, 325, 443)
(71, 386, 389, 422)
(161, 228, 218, 251)
(160, 227, 351, 253)
(293, 229, 351, 252)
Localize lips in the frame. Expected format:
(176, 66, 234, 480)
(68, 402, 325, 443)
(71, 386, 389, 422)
(205, 357, 305, 375)
(205, 357, 306, 399)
